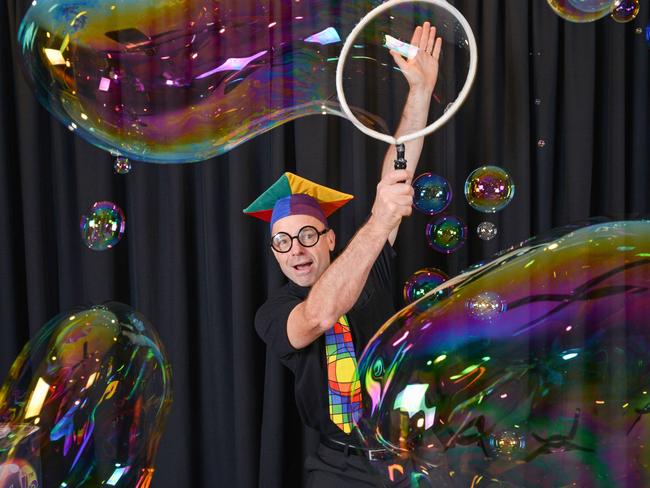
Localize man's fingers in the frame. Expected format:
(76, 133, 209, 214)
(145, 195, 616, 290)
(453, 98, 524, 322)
(384, 184, 414, 199)
(383, 169, 412, 185)
(432, 36, 443, 60)
(389, 50, 408, 70)
(426, 27, 436, 54)
(419, 21, 431, 50)
(395, 195, 415, 207)
(396, 200, 414, 217)
(410, 25, 423, 46)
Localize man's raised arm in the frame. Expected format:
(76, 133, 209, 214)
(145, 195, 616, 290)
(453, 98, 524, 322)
(381, 22, 443, 245)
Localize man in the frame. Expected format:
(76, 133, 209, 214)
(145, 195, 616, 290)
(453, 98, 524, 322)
(244, 23, 442, 487)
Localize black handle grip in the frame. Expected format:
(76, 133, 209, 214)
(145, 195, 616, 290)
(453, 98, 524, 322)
(394, 143, 407, 170)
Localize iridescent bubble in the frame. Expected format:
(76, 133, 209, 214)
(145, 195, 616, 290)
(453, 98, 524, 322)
(80, 201, 125, 250)
(403, 268, 449, 304)
(113, 156, 131, 175)
(412, 173, 452, 216)
(611, 0, 640, 22)
(18, 0, 474, 164)
(547, 0, 615, 22)
(466, 291, 507, 320)
(425, 215, 467, 254)
(0, 303, 172, 487)
(464, 165, 515, 213)
(477, 221, 498, 241)
(356, 220, 650, 486)
(17, 0, 393, 163)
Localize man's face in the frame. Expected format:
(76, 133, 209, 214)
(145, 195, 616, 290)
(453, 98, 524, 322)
(270, 214, 335, 287)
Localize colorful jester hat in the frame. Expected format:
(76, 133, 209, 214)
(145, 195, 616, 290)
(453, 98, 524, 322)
(243, 172, 354, 231)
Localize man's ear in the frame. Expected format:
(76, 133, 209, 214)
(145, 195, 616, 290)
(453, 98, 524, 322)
(327, 229, 336, 252)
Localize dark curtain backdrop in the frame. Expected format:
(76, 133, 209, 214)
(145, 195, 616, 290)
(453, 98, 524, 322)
(1, 1, 649, 487)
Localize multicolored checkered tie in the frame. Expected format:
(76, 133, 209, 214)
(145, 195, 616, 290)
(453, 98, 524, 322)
(325, 315, 363, 434)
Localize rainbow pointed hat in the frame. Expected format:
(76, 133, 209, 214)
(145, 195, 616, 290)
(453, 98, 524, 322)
(243, 172, 354, 229)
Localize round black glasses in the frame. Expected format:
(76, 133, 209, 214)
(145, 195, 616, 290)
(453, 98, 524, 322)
(270, 226, 330, 253)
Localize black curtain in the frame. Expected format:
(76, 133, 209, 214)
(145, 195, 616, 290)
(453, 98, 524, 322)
(1, 1, 649, 487)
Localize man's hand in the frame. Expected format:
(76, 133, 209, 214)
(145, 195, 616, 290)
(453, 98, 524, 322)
(370, 169, 414, 236)
(390, 21, 442, 95)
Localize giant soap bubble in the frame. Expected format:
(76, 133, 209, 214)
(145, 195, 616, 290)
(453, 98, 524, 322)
(17, 0, 388, 163)
(0, 302, 172, 487)
(356, 221, 650, 486)
(18, 0, 474, 163)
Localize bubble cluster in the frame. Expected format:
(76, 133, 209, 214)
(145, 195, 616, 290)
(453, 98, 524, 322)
(79, 201, 125, 250)
(0, 303, 172, 487)
(546, 0, 615, 22)
(425, 215, 467, 254)
(464, 165, 515, 213)
(403, 268, 449, 304)
(412, 173, 452, 216)
(356, 220, 650, 486)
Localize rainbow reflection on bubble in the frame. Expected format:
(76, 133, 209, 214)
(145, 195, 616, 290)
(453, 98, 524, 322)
(412, 173, 452, 216)
(464, 165, 515, 213)
(426, 215, 467, 254)
(16, 0, 390, 163)
(356, 220, 650, 486)
(80, 201, 125, 250)
(17, 0, 473, 163)
(547, 0, 615, 22)
(403, 268, 449, 304)
(0, 302, 172, 487)
(611, 0, 640, 23)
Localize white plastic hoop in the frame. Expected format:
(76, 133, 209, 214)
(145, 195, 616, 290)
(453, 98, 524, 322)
(335, 0, 478, 145)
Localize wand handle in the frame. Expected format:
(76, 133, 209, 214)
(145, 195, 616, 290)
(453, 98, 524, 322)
(394, 143, 407, 170)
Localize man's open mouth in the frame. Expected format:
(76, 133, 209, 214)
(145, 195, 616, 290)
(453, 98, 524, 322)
(293, 261, 313, 272)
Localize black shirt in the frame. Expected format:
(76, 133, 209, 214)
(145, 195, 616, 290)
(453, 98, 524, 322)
(255, 243, 396, 442)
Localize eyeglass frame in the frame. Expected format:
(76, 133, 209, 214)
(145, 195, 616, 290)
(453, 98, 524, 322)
(270, 225, 331, 253)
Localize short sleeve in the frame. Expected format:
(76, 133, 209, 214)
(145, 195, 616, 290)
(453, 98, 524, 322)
(255, 291, 302, 370)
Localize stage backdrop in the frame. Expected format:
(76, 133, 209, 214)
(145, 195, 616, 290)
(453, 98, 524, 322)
(1, 0, 649, 486)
